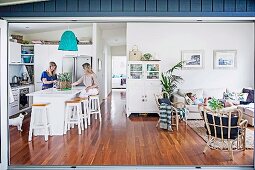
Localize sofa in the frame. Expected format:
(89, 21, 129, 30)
(173, 87, 254, 125)
(173, 88, 226, 119)
(238, 103, 254, 126)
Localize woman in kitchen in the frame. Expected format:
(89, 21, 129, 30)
(72, 63, 99, 97)
(41, 61, 58, 90)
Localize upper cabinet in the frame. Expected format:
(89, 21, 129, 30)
(9, 42, 21, 63)
(78, 45, 93, 56)
(21, 45, 34, 64)
(128, 61, 160, 80)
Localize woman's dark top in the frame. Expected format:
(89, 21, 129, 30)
(41, 71, 57, 90)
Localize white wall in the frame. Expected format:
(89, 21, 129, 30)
(23, 26, 92, 41)
(111, 45, 126, 56)
(105, 44, 112, 96)
(94, 24, 106, 101)
(127, 23, 254, 90)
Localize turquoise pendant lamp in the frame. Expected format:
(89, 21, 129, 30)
(58, 30, 78, 51)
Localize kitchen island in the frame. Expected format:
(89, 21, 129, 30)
(27, 87, 84, 135)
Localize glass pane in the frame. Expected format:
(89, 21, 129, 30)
(147, 64, 159, 71)
(147, 72, 159, 79)
(130, 72, 143, 79)
(130, 64, 142, 71)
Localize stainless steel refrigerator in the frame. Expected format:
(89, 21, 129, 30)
(62, 55, 92, 83)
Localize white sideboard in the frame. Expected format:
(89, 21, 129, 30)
(126, 60, 161, 117)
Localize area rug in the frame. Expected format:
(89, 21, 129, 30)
(187, 120, 254, 149)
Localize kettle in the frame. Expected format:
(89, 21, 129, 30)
(12, 76, 19, 84)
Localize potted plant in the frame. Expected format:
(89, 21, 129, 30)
(57, 72, 72, 90)
(160, 61, 184, 99)
(208, 97, 224, 112)
(141, 53, 152, 60)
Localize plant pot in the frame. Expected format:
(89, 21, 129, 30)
(58, 81, 72, 90)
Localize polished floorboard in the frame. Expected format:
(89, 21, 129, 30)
(10, 89, 254, 166)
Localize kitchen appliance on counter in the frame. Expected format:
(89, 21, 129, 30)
(12, 75, 20, 84)
(62, 55, 92, 83)
(19, 88, 29, 110)
(22, 72, 29, 82)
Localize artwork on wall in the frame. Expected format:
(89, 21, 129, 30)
(213, 50, 237, 69)
(181, 50, 204, 69)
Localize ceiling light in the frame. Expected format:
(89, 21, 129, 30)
(58, 30, 78, 51)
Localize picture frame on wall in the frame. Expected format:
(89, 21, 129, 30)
(181, 50, 204, 69)
(213, 50, 237, 69)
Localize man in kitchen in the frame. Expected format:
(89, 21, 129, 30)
(41, 62, 58, 90)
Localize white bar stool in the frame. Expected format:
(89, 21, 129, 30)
(73, 97, 89, 129)
(28, 103, 51, 142)
(64, 100, 84, 135)
(88, 95, 101, 125)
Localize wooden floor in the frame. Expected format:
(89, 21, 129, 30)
(10, 89, 254, 166)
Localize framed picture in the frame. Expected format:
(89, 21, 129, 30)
(213, 50, 237, 69)
(181, 50, 204, 69)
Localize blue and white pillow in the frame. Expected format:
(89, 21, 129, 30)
(223, 92, 248, 102)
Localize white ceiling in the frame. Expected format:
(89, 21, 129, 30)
(0, 0, 47, 6)
(99, 23, 127, 46)
(9, 23, 93, 34)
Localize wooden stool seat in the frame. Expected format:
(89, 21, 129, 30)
(65, 100, 82, 104)
(32, 103, 50, 107)
(73, 97, 88, 101)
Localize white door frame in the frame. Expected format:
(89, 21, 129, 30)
(0, 19, 8, 170)
(0, 17, 254, 170)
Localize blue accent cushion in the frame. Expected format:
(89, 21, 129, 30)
(158, 98, 170, 105)
(242, 88, 254, 103)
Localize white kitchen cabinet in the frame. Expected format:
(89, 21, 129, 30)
(8, 85, 34, 117)
(34, 44, 49, 91)
(78, 45, 93, 56)
(9, 89, 19, 117)
(9, 42, 21, 63)
(126, 61, 161, 117)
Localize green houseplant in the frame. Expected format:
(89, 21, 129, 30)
(57, 72, 72, 90)
(141, 53, 152, 60)
(160, 61, 184, 99)
(208, 97, 224, 112)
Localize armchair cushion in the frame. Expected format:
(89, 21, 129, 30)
(206, 113, 239, 140)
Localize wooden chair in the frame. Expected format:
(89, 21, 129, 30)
(154, 92, 188, 131)
(202, 107, 248, 160)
